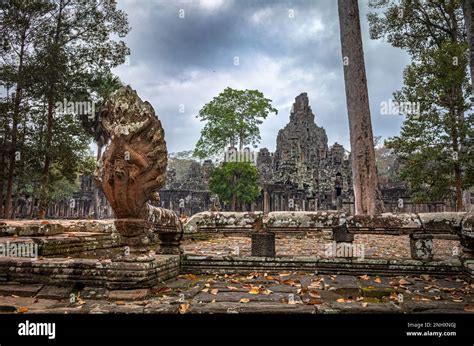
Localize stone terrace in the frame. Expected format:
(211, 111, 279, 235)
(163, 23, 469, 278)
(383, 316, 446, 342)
(0, 272, 472, 314)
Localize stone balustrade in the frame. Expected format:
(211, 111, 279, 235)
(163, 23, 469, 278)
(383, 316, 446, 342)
(183, 211, 473, 261)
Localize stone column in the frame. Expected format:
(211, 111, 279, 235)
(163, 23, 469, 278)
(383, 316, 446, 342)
(114, 219, 154, 255)
(263, 188, 270, 215)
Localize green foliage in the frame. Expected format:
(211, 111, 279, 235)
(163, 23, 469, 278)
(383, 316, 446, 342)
(375, 145, 403, 187)
(194, 87, 277, 159)
(0, 0, 129, 216)
(368, 0, 465, 58)
(209, 162, 260, 207)
(385, 41, 473, 201)
(80, 71, 123, 146)
(368, 0, 472, 204)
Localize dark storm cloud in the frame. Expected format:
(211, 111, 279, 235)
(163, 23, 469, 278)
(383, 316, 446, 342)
(114, 0, 410, 153)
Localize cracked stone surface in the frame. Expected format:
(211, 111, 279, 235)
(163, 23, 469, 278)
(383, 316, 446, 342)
(0, 272, 471, 314)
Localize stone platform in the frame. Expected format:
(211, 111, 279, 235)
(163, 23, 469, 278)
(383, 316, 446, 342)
(182, 255, 463, 277)
(0, 272, 471, 314)
(0, 254, 180, 289)
(0, 213, 474, 313)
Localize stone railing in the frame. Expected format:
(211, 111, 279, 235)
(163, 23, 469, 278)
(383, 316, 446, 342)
(184, 211, 474, 261)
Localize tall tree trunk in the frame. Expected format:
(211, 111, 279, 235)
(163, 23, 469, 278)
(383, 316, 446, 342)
(38, 98, 54, 219)
(231, 172, 237, 211)
(0, 88, 10, 218)
(338, 0, 383, 216)
(4, 29, 26, 220)
(463, 0, 473, 90)
(93, 143, 103, 218)
(38, 0, 64, 219)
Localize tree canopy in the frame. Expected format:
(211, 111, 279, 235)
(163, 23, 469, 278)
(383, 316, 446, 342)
(194, 87, 277, 159)
(368, 0, 473, 208)
(209, 162, 260, 210)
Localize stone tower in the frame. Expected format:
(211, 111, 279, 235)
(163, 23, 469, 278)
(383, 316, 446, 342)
(273, 92, 329, 190)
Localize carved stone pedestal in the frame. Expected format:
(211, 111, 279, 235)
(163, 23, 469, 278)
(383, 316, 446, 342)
(156, 228, 183, 255)
(410, 234, 434, 260)
(251, 233, 275, 257)
(114, 219, 153, 255)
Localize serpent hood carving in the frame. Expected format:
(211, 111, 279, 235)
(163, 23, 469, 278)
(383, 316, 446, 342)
(95, 86, 182, 253)
(95, 86, 168, 218)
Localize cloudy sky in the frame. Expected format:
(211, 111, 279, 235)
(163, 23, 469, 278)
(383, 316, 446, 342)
(114, 0, 411, 154)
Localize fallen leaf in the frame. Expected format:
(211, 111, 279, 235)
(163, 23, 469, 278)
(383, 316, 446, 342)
(17, 307, 28, 313)
(248, 287, 260, 295)
(308, 299, 322, 305)
(374, 278, 382, 284)
(336, 298, 345, 303)
(420, 274, 431, 281)
(389, 292, 399, 300)
(362, 302, 368, 307)
(309, 291, 321, 299)
(359, 274, 370, 281)
(239, 298, 250, 303)
(399, 279, 411, 285)
(178, 274, 197, 281)
(226, 286, 239, 291)
(201, 288, 209, 293)
(433, 296, 442, 300)
(464, 305, 474, 312)
(210, 289, 219, 295)
(155, 287, 172, 294)
(264, 275, 275, 281)
(115, 301, 126, 306)
(178, 303, 189, 314)
(452, 298, 464, 302)
(282, 279, 299, 287)
(259, 288, 272, 295)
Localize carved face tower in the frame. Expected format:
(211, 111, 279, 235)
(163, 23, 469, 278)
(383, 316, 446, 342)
(94, 86, 168, 219)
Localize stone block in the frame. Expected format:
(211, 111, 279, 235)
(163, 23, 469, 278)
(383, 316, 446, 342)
(410, 234, 434, 260)
(0, 284, 43, 297)
(251, 233, 275, 257)
(108, 289, 150, 301)
(36, 286, 72, 300)
(333, 224, 353, 242)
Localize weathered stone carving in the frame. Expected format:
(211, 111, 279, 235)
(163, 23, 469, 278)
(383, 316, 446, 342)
(409, 234, 434, 261)
(94, 86, 182, 254)
(257, 93, 353, 211)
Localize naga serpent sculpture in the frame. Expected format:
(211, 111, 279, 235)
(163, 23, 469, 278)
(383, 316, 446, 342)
(94, 86, 183, 254)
